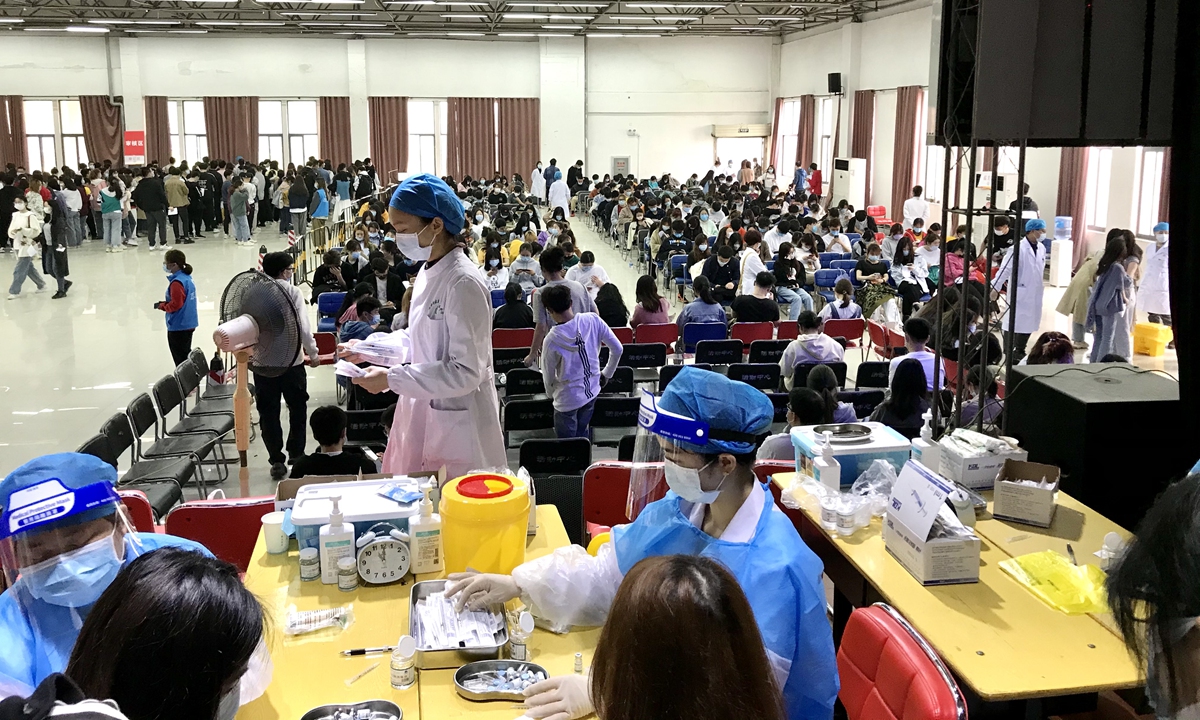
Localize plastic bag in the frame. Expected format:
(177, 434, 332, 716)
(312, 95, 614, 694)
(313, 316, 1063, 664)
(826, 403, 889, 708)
(851, 460, 898, 518)
(284, 604, 355, 635)
(511, 544, 619, 634)
(998, 551, 1108, 615)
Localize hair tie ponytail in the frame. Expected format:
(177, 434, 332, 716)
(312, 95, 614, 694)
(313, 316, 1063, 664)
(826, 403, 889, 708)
(183, 263, 194, 275)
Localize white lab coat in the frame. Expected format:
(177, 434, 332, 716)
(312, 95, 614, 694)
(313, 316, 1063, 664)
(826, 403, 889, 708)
(531, 166, 547, 202)
(739, 248, 767, 295)
(1139, 240, 1171, 316)
(548, 180, 570, 217)
(902, 197, 928, 229)
(381, 249, 507, 480)
(994, 238, 1046, 334)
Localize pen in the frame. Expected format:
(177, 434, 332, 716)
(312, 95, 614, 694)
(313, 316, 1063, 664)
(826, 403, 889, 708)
(342, 646, 395, 657)
(1066, 544, 1077, 566)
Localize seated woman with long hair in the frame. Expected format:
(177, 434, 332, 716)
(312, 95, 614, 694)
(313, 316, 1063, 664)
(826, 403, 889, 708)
(869, 357, 930, 438)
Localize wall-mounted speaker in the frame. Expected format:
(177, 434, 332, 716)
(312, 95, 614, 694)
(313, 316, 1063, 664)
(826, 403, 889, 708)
(827, 72, 843, 95)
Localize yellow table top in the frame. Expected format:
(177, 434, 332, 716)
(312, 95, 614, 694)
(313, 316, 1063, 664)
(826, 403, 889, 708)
(772, 473, 1141, 701)
(239, 505, 590, 720)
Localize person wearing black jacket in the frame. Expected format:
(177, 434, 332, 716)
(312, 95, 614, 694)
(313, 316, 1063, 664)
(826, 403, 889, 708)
(288, 176, 310, 240)
(131, 168, 169, 249)
(566, 160, 583, 194)
(492, 282, 535, 329)
(368, 256, 406, 323)
(773, 241, 810, 320)
(0, 674, 132, 720)
(0, 172, 18, 253)
(846, 209, 878, 238)
(186, 172, 206, 238)
(701, 245, 740, 304)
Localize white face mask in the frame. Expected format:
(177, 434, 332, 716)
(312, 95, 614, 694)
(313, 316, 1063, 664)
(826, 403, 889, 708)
(664, 458, 725, 505)
(395, 224, 434, 262)
(1156, 232, 1168, 245)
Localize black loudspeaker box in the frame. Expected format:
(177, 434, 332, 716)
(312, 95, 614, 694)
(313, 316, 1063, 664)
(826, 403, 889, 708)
(1005, 363, 1191, 531)
(827, 72, 842, 95)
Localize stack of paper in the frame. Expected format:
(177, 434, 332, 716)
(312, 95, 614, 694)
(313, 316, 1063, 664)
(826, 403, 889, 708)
(334, 360, 368, 378)
(352, 331, 411, 366)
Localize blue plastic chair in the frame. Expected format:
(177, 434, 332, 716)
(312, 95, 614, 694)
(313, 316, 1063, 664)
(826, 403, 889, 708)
(831, 259, 857, 274)
(841, 252, 854, 261)
(316, 291, 347, 333)
(669, 255, 691, 297)
(681, 322, 727, 355)
(490, 288, 506, 308)
(814, 269, 847, 303)
(819, 252, 840, 268)
(844, 233, 861, 243)
(766, 260, 775, 272)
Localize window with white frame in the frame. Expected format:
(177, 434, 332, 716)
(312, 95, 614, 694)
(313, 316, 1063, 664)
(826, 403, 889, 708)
(259, 100, 285, 164)
(166, 100, 208, 163)
(817, 97, 835, 183)
(59, 100, 88, 170)
(408, 99, 448, 176)
(923, 145, 946, 204)
(287, 100, 319, 163)
(776, 100, 800, 175)
(1133, 147, 1165, 237)
(1084, 146, 1113, 231)
(24, 100, 57, 172)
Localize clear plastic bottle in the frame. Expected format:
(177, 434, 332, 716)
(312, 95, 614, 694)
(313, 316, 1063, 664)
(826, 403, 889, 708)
(390, 635, 417, 690)
(508, 611, 535, 661)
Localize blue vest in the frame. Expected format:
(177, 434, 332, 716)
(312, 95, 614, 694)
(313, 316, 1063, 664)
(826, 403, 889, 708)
(165, 271, 199, 331)
(336, 179, 351, 200)
(313, 189, 329, 219)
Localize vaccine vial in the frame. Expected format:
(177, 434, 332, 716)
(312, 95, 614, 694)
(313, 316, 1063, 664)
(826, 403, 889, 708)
(509, 611, 535, 661)
(337, 557, 358, 592)
(574, 652, 583, 674)
(390, 636, 417, 690)
(819, 494, 839, 532)
(299, 547, 320, 582)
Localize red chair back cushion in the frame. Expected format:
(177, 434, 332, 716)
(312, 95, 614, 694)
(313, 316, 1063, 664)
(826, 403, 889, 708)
(493, 328, 535, 349)
(838, 606, 963, 720)
(119, 490, 158, 533)
(165, 497, 276, 572)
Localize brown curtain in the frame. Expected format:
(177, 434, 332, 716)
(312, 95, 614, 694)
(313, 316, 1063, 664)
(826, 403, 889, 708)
(1159, 147, 1171, 222)
(0, 96, 27, 170)
(851, 90, 876, 204)
(369, 97, 408, 185)
(203, 97, 258, 163)
(982, 146, 995, 172)
(1056, 146, 1090, 270)
(447, 97, 496, 180)
(79, 96, 123, 165)
(890, 86, 924, 221)
(795, 95, 815, 168)
(319, 97, 352, 168)
(769, 97, 784, 170)
(497, 98, 539, 181)
(143, 96, 172, 166)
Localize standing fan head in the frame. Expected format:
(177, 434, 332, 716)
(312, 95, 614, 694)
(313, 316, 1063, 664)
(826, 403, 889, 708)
(218, 270, 302, 376)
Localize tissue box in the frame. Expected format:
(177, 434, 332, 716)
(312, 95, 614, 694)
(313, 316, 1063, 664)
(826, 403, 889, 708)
(792, 423, 912, 488)
(938, 440, 1027, 490)
(882, 461, 981, 585)
(993, 460, 1060, 527)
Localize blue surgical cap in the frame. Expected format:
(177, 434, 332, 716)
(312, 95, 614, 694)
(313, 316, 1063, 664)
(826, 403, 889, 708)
(554, 170, 563, 181)
(1025, 218, 1046, 233)
(1, 453, 119, 532)
(389, 173, 465, 236)
(1154, 222, 1169, 233)
(657, 367, 774, 455)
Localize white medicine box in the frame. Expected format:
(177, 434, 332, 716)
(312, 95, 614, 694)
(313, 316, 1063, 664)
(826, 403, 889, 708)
(882, 460, 981, 586)
(938, 440, 1027, 490)
(992, 459, 1060, 528)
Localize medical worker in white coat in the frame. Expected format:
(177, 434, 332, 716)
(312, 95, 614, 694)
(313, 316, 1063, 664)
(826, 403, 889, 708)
(349, 174, 506, 479)
(548, 169, 570, 219)
(445, 367, 839, 720)
(1139, 222, 1172, 333)
(993, 218, 1048, 362)
(531, 162, 547, 204)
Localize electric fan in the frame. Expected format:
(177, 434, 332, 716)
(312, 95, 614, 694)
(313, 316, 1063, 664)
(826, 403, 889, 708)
(212, 270, 302, 494)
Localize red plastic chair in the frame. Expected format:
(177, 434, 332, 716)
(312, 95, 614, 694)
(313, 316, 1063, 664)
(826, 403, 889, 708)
(731, 322, 774, 346)
(867, 320, 904, 360)
(611, 326, 634, 345)
(634, 322, 679, 349)
(119, 489, 161, 533)
(493, 328, 535, 349)
(583, 461, 658, 540)
(942, 358, 959, 393)
(866, 205, 887, 219)
(838, 604, 967, 720)
(313, 332, 338, 365)
(164, 496, 276, 572)
(777, 320, 799, 340)
(823, 318, 867, 359)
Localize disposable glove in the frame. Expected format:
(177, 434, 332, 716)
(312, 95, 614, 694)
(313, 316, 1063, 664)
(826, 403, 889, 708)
(523, 674, 593, 720)
(444, 570, 521, 612)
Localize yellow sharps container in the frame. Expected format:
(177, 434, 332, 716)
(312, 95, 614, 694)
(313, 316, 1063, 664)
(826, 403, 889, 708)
(440, 472, 530, 574)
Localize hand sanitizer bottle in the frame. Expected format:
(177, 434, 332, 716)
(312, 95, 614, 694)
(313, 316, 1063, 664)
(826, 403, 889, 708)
(319, 496, 354, 584)
(911, 409, 938, 474)
(813, 431, 841, 491)
(408, 487, 444, 574)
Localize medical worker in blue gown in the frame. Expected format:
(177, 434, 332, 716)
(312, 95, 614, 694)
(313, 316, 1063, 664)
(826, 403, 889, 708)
(0, 453, 209, 698)
(447, 366, 838, 720)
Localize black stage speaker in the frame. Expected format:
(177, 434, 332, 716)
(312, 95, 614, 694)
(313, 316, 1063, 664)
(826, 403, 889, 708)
(827, 72, 842, 95)
(1005, 364, 1191, 531)
(933, 0, 1177, 146)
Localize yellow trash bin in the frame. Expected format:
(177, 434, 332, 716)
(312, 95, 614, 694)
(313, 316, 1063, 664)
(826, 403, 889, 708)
(1133, 322, 1173, 357)
(440, 472, 530, 575)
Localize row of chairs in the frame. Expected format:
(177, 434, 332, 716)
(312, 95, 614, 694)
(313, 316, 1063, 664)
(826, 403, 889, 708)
(78, 349, 238, 520)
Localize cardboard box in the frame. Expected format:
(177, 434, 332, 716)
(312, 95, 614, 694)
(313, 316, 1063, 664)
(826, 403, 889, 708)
(938, 440, 1027, 490)
(792, 423, 912, 488)
(992, 459, 1060, 528)
(274, 467, 446, 512)
(883, 461, 981, 585)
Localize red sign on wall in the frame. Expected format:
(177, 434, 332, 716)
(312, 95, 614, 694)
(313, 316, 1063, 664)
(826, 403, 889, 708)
(124, 130, 146, 166)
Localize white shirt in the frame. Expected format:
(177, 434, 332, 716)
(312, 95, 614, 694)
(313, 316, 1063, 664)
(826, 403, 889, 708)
(739, 249, 768, 294)
(915, 245, 941, 268)
(376, 276, 388, 304)
(762, 227, 788, 255)
(902, 196, 929, 229)
(277, 278, 320, 365)
(822, 232, 853, 254)
(564, 263, 610, 300)
(888, 348, 944, 392)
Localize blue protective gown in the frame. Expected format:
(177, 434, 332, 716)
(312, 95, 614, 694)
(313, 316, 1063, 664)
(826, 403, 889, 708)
(613, 486, 839, 720)
(0, 532, 210, 697)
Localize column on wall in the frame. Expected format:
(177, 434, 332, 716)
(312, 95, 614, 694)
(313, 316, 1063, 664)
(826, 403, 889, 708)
(769, 97, 784, 172)
(368, 97, 408, 184)
(346, 40, 370, 163)
(118, 38, 145, 135)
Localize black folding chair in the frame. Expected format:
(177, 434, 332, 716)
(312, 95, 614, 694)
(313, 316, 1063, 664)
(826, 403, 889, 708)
(748, 339, 791, 364)
(152, 376, 234, 441)
(519, 438, 592, 479)
(345, 408, 388, 452)
(536, 475, 586, 546)
(126, 394, 229, 482)
(350, 383, 400, 411)
(855, 361, 891, 389)
(494, 347, 531, 380)
(173, 363, 234, 417)
(601, 366, 634, 395)
(658, 363, 711, 392)
(502, 398, 556, 447)
(504, 367, 547, 400)
(590, 396, 641, 447)
(617, 342, 668, 383)
(99, 412, 205, 503)
(766, 392, 790, 430)
(726, 363, 782, 391)
(618, 434, 637, 461)
(78, 432, 187, 517)
(695, 339, 744, 366)
(838, 389, 886, 419)
(792, 361, 848, 389)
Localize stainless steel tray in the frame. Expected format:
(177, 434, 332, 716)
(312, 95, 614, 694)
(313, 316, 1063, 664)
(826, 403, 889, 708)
(454, 660, 549, 702)
(813, 423, 874, 444)
(300, 700, 402, 720)
(409, 580, 508, 670)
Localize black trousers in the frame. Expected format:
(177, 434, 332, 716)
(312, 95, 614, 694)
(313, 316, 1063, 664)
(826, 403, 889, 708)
(167, 329, 194, 367)
(1005, 331, 1032, 362)
(896, 281, 925, 319)
(253, 364, 309, 465)
(170, 207, 190, 241)
(190, 207, 205, 236)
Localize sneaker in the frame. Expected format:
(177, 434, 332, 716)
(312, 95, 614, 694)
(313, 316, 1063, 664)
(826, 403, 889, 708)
(270, 462, 288, 481)
(6, 294, 17, 300)
(51, 291, 66, 299)
(1071, 341, 1088, 350)
(123, 240, 138, 247)
(183, 239, 195, 245)
(113, 246, 125, 253)
(35, 286, 48, 294)
(105, 247, 113, 253)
